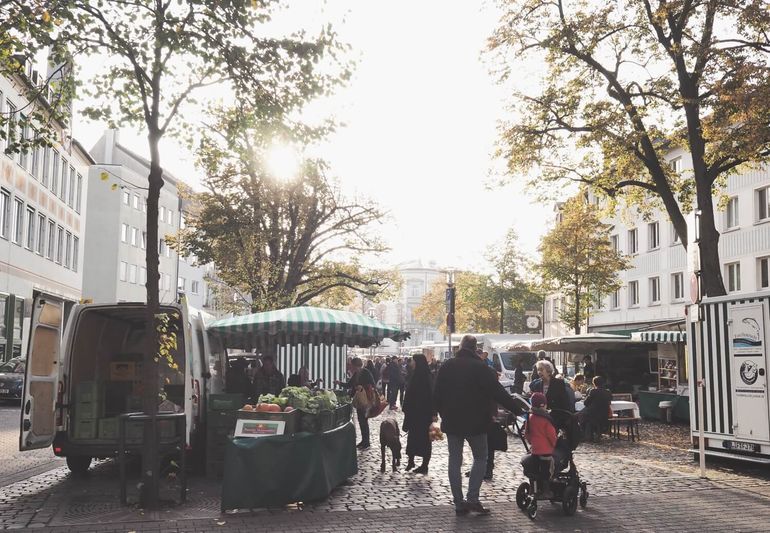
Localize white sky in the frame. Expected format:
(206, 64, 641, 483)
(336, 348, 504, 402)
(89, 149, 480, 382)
(70, 1, 553, 273)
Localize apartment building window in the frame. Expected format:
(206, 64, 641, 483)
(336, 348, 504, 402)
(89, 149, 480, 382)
(129, 264, 137, 284)
(726, 262, 741, 292)
(0, 92, 4, 150)
(610, 234, 618, 252)
(51, 150, 59, 195)
(724, 196, 739, 230)
(142, 198, 147, 212)
(628, 228, 638, 254)
(41, 147, 50, 188)
(55, 226, 64, 264)
(648, 221, 660, 250)
(178, 277, 186, 291)
(18, 115, 28, 169)
(36, 213, 45, 255)
(670, 157, 682, 172)
(130, 227, 138, 247)
(671, 223, 681, 245)
(75, 174, 83, 213)
(649, 277, 660, 304)
(121, 223, 128, 243)
(141, 231, 146, 250)
(159, 238, 166, 255)
(610, 289, 620, 309)
(672, 272, 684, 301)
(551, 298, 559, 321)
(160, 206, 166, 223)
(6, 102, 16, 161)
(119, 261, 128, 282)
(72, 237, 79, 272)
(59, 160, 67, 200)
(25, 207, 35, 250)
(0, 189, 9, 239)
(67, 167, 75, 207)
(758, 187, 770, 222)
(64, 232, 72, 269)
(122, 190, 130, 205)
(46, 220, 55, 259)
(759, 257, 770, 289)
(132, 194, 139, 210)
(31, 140, 40, 178)
(167, 210, 173, 226)
(191, 280, 200, 294)
(11, 198, 23, 245)
(140, 267, 147, 285)
(628, 281, 639, 306)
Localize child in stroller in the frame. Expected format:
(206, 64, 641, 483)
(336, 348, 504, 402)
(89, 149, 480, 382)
(514, 392, 588, 520)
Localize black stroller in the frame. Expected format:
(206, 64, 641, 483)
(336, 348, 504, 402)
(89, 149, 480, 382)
(509, 394, 589, 520)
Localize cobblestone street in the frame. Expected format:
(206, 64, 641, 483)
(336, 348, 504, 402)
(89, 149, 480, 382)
(0, 405, 63, 489)
(0, 408, 769, 531)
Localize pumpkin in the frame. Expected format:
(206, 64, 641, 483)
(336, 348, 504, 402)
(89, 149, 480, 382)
(255, 403, 270, 412)
(242, 404, 254, 411)
(265, 403, 282, 412)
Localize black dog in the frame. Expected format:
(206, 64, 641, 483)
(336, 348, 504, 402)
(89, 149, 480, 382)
(379, 418, 402, 472)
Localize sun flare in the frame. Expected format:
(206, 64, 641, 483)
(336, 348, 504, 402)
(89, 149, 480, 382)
(266, 143, 301, 181)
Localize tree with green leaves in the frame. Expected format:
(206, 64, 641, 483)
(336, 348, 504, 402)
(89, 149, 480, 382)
(171, 104, 391, 313)
(7, 0, 346, 506)
(489, 0, 770, 297)
(539, 196, 630, 333)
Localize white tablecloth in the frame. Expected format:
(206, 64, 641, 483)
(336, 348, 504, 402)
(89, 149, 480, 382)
(574, 400, 640, 419)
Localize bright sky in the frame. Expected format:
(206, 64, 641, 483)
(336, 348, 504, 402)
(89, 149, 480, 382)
(70, 1, 553, 273)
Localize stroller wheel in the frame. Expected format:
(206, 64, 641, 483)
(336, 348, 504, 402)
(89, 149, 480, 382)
(579, 482, 589, 509)
(562, 485, 578, 516)
(526, 498, 538, 520)
(516, 482, 531, 510)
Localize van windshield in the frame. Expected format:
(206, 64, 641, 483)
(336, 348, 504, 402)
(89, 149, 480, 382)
(499, 351, 537, 370)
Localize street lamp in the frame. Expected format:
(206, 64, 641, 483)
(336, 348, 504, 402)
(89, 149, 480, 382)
(446, 270, 455, 359)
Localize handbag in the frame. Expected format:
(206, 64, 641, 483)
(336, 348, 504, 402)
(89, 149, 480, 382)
(352, 386, 371, 410)
(487, 422, 508, 452)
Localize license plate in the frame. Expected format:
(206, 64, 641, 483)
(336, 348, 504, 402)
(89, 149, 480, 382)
(726, 440, 760, 453)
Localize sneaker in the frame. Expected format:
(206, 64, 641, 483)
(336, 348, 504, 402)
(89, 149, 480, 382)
(413, 464, 428, 475)
(465, 501, 491, 515)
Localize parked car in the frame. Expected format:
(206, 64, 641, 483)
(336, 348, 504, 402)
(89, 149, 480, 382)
(0, 357, 26, 402)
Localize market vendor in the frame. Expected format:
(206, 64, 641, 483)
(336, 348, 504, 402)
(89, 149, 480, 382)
(253, 355, 286, 400)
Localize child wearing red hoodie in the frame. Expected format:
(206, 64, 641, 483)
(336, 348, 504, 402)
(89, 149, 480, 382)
(524, 392, 557, 494)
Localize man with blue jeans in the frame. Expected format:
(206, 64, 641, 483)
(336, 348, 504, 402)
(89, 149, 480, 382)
(434, 335, 521, 515)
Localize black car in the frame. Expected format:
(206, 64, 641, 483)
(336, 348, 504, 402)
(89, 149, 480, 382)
(0, 357, 26, 402)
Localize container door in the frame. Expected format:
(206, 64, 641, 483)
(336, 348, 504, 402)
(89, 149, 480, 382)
(728, 303, 770, 441)
(19, 296, 64, 450)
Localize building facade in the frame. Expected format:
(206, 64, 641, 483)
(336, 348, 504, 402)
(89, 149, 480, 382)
(0, 70, 91, 361)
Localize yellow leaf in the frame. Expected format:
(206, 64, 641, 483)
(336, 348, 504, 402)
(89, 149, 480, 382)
(42, 11, 51, 23)
(110, 183, 118, 191)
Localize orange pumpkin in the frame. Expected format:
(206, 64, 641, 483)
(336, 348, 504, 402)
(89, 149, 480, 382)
(265, 403, 282, 412)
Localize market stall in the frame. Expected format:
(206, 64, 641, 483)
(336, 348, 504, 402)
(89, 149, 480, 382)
(632, 330, 689, 423)
(207, 306, 409, 510)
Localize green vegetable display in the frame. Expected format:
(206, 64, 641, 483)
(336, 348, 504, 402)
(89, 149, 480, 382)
(277, 386, 342, 414)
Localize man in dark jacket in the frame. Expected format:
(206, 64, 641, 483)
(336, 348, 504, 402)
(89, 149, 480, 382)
(434, 335, 520, 516)
(580, 375, 612, 440)
(385, 358, 403, 410)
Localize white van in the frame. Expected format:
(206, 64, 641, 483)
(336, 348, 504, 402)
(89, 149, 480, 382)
(492, 350, 538, 391)
(19, 295, 227, 473)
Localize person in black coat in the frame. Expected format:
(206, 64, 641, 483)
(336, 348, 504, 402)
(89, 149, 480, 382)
(385, 358, 403, 410)
(529, 360, 573, 430)
(580, 375, 613, 439)
(402, 353, 434, 474)
(434, 335, 520, 515)
(336, 357, 375, 449)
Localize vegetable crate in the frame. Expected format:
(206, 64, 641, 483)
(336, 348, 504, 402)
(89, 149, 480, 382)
(208, 394, 246, 412)
(299, 410, 334, 433)
(237, 409, 300, 435)
(334, 403, 352, 428)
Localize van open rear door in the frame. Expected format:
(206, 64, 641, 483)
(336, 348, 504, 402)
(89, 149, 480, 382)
(19, 296, 64, 451)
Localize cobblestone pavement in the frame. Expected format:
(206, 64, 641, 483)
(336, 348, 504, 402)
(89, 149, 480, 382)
(0, 405, 63, 488)
(0, 409, 768, 531)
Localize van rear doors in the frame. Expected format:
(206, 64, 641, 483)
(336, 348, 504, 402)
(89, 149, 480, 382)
(19, 296, 65, 451)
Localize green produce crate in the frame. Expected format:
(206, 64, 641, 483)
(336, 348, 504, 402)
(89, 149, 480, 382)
(334, 403, 352, 428)
(300, 410, 334, 433)
(98, 417, 119, 439)
(237, 408, 300, 435)
(73, 418, 97, 440)
(76, 381, 99, 404)
(75, 401, 99, 420)
(207, 410, 237, 430)
(208, 394, 246, 412)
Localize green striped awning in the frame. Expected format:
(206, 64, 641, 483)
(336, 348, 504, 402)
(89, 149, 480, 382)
(208, 306, 410, 349)
(633, 331, 687, 343)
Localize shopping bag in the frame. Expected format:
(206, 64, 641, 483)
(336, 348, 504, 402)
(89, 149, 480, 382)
(488, 422, 508, 452)
(352, 386, 370, 410)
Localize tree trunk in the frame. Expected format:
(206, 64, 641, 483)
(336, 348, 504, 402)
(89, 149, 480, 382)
(697, 190, 727, 297)
(574, 287, 581, 335)
(141, 127, 164, 508)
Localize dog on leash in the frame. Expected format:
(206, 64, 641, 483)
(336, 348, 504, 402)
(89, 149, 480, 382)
(379, 418, 402, 472)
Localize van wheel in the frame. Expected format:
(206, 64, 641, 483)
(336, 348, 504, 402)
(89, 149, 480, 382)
(66, 456, 92, 475)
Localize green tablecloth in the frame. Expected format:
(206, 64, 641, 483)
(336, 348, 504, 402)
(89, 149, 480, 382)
(221, 422, 357, 511)
(638, 391, 690, 422)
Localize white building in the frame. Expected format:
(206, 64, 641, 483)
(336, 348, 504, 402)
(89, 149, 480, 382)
(0, 69, 91, 361)
(379, 259, 445, 349)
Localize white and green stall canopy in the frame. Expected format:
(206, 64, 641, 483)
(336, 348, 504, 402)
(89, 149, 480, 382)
(208, 306, 410, 386)
(208, 306, 410, 350)
(632, 331, 687, 343)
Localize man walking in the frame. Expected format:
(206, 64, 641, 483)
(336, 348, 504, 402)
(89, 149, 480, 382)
(434, 335, 520, 515)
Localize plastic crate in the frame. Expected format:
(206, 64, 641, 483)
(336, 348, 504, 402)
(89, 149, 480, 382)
(98, 417, 119, 439)
(75, 401, 99, 420)
(76, 381, 99, 404)
(300, 410, 335, 433)
(73, 418, 97, 440)
(208, 394, 246, 412)
(237, 408, 300, 435)
(334, 403, 352, 428)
